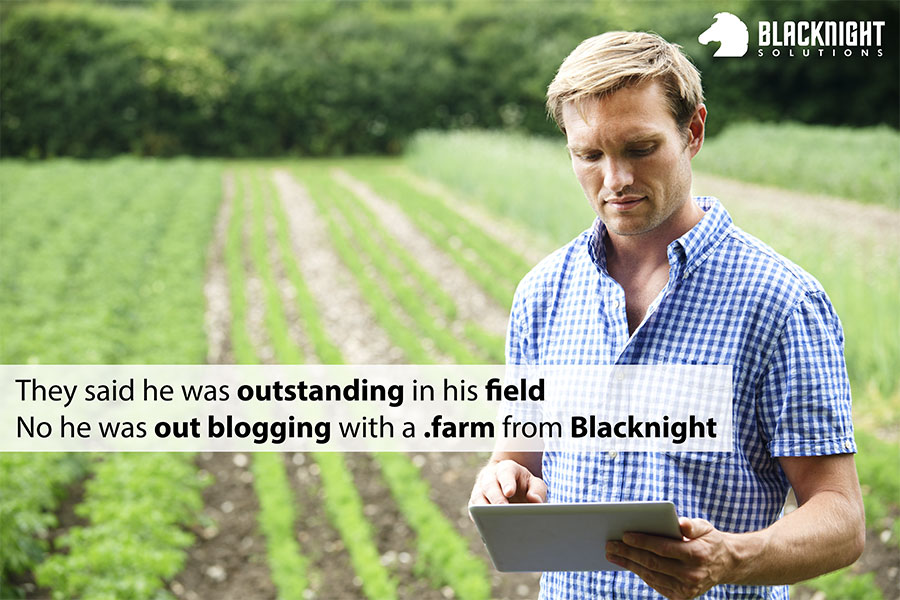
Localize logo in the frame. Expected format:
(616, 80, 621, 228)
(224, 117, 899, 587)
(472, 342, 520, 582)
(698, 12, 886, 59)
(699, 12, 749, 57)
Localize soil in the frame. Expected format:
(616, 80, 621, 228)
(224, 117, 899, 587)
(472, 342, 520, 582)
(283, 452, 370, 600)
(331, 168, 510, 337)
(168, 453, 277, 600)
(341, 453, 445, 599)
(412, 451, 543, 600)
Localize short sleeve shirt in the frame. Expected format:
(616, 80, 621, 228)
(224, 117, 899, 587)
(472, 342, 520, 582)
(506, 197, 855, 600)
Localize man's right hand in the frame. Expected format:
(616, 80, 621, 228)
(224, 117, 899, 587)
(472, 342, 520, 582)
(469, 459, 547, 506)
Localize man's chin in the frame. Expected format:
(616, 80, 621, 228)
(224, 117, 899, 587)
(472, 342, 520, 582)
(604, 218, 657, 237)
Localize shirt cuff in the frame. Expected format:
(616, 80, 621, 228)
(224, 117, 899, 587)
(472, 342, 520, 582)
(768, 436, 857, 457)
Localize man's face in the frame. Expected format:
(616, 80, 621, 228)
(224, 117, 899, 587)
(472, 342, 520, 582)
(563, 80, 705, 238)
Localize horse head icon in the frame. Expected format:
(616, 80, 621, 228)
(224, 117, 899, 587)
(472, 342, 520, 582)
(699, 12, 749, 57)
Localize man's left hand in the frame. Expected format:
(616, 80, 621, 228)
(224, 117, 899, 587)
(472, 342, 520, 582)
(605, 517, 737, 600)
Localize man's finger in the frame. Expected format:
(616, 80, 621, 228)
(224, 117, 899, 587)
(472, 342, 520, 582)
(496, 460, 525, 498)
(620, 532, 687, 560)
(480, 473, 510, 504)
(607, 541, 684, 577)
(526, 475, 547, 503)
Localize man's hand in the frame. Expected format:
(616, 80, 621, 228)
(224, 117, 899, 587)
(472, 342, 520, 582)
(469, 459, 547, 506)
(605, 517, 737, 600)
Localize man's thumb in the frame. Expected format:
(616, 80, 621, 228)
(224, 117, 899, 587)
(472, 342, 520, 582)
(679, 517, 713, 539)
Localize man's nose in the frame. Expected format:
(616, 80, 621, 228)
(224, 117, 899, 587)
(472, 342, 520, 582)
(603, 158, 634, 193)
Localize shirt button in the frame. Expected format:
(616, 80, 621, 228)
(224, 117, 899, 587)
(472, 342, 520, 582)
(608, 451, 618, 458)
(611, 299, 621, 309)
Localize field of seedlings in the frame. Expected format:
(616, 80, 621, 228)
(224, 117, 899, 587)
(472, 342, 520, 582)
(1, 134, 898, 600)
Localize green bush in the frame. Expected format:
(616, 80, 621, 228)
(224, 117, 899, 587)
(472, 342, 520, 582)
(2, 1, 896, 157)
(0, 3, 229, 157)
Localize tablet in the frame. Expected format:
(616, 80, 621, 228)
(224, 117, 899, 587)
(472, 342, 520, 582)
(469, 501, 681, 572)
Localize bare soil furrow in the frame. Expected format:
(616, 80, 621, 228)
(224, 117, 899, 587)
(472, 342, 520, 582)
(170, 453, 277, 600)
(239, 171, 277, 364)
(204, 172, 235, 365)
(272, 169, 400, 364)
(271, 169, 451, 597)
(343, 453, 446, 600)
(332, 168, 509, 338)
(259, 169, 316, 363)
(173, 170, 277, 600)
(285, 452, 366, 600)
(278, 169, 540, 598)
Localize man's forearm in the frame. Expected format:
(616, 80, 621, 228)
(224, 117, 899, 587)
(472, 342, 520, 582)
(727, 489, 865, 585)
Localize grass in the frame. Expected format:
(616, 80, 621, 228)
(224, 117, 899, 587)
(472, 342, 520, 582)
(695, 122, 900, 209)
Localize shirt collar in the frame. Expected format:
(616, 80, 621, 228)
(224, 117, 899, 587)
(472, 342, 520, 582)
(587, 197, 733, 277)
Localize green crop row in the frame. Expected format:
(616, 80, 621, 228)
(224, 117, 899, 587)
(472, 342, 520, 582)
(236, 167, 398, 599)
(287, 165, 494, 597)
(341, 160, 529, 308)
(246, 169, 306, 364)
(250, 453, 311, 598)
(225, 169, 312, 597)
(319, 168, 484, 363)
(248, 167, 400, 598)
(293, 164, 431, 362)
(374, 453, 492, 600)
(0, 453, 88, 597)
(313, 453, 400, 600)
(328, 167, 506, 364)
(35, 454, 209, 600)
(264, 165, 494, 597)
(223, 171, 258, 365)
(265, 170, 343, 364)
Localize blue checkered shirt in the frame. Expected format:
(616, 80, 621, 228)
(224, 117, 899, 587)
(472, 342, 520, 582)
(506, 197, 855, 599)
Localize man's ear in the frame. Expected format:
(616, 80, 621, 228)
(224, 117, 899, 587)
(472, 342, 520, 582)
(687, 104, 707, 158)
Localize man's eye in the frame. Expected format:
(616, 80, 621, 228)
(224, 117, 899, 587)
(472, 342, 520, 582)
(580, 153, 602, 161)
(630, 146, 655, 157)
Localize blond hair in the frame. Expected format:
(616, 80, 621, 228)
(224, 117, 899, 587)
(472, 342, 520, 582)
(546, 31, 704, 133)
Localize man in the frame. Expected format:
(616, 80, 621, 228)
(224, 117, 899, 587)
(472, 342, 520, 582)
(469, 32, 865, 600)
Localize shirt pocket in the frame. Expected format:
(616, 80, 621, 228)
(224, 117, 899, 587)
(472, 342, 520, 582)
(664, 450, 732, 466)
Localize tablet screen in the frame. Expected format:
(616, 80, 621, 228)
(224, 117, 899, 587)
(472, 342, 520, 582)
(469, 501, 681, 572)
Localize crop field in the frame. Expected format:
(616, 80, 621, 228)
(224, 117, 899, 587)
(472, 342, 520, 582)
(1, 133, 898, 599)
